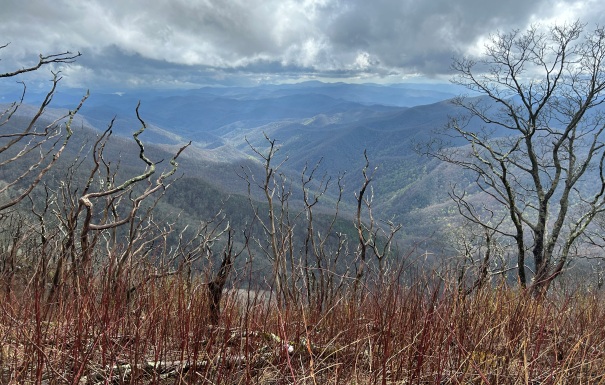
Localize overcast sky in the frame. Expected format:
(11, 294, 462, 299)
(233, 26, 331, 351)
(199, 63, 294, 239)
(0, 0, 603, 90)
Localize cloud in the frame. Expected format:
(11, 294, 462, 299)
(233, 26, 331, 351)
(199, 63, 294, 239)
(0, 0, 602, 88)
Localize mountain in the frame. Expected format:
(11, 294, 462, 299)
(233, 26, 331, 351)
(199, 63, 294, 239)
(1, 81, 479, 254)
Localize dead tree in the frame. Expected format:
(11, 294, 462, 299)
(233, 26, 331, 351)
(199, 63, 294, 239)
(242, 134, 292, 305)
(354, 151, 402, 292)
(0, 45, 84, 293)
(207, 227, 244, 324)
(301, 160, 348, 311)
(47, 104, 190, 298)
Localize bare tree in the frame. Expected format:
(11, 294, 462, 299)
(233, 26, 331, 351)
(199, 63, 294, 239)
(207, 226, 245, 324)
(0, 44, 84, 292)
(444, 219, 512, 295)
(300, 159, 349, 311)
(0, 43, 80, 79)
(353, 151, 402, 291)
(242, 134, 291, 305)
(0, 46, 248, 335)
(45, 105, 191, 299)
(0, 45, 85, 211)
(432, 21, 605, 295)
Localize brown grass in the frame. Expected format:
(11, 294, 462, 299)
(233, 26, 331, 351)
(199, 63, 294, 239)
(2, 270, 605, 385)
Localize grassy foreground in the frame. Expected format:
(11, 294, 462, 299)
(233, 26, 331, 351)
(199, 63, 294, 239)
(2, 270, 605, 385)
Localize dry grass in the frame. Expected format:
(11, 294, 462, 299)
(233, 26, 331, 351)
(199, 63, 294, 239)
(2, 271, 605, 385)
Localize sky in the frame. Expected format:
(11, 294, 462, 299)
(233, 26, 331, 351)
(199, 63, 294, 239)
(0, 0, 603, 91)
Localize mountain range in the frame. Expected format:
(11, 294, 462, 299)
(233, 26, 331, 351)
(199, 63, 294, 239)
(2, 81, 481, 256)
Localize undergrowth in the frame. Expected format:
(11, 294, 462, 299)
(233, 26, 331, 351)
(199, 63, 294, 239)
(2, 269, 605, 384)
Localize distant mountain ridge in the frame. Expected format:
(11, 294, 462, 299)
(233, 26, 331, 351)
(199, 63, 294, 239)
(1, 81, 478, 252)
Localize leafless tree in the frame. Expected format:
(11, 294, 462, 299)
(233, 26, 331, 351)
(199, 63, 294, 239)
(242, 135, 349, 307)
(0, 45, 249, 335)
(300, 159, 349, 311)
(207, 226, 245, 324)
(242, 134, 292, 305)
(0, 46, 207, 302)
(444, 219, 512, 295)
(242, 135, 403, 307)
(54, 109, 193, 298)
(0, 45, 85, 212)
(431, 21, 605, 295)
(0, 45, 84, 291)
(354, 151, 402, 291)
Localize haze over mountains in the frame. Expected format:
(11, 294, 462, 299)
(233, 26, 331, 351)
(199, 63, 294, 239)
(2, 81, 480, 252)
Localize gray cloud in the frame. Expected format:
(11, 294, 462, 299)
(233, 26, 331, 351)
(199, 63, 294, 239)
(0, 0, 602, 89)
